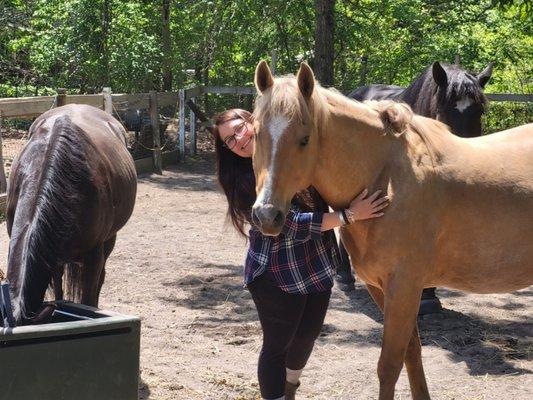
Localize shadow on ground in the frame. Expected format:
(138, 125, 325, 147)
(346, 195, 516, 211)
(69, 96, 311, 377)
(158, 263, 257, 338)
(138, 154, 218, 192)
(162, 263, 532, 377)
(328, 282, 532, 377)
(139, 377, 151, 400)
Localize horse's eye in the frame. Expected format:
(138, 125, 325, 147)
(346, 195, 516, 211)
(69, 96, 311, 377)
(300, 136, 310, 147)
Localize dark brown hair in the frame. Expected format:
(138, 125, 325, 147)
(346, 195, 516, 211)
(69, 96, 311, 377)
(212, 109, 256, 237)
(212, 108, 327, 237)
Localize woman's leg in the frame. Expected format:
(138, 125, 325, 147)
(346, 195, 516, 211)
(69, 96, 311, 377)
(248, 274, 308, 400)
(285, 289, 331, 382)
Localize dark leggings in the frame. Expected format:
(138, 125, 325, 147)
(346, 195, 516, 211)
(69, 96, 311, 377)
(248, 273, 331, 399)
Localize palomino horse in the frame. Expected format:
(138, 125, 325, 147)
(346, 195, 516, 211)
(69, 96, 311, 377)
(6, 104, 137, 324)
(348, 61, 493, 310)
(349, 61, 493, 137)
(251, 61, 532, 400)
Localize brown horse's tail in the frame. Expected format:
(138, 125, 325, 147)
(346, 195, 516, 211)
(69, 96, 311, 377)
(7, 115, 94, 322)
(63, 263, 83, 303)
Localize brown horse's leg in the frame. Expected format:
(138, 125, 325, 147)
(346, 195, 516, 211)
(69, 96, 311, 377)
(53, 265, 64, 301)
(378, 279, 427, 400)
(366, 284, 430, 399)
(97, 235, 117, 298)
(81, 244, 105, 307)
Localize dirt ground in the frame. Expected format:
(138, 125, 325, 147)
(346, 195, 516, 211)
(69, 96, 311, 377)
(0, 153, 531, 400)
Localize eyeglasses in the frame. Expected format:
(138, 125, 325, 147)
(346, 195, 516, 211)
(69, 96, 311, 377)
(222, 120, 249, 150)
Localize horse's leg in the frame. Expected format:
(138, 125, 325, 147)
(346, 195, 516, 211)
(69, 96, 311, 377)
(335, 241, 356, 291)
(366, 284, 429, 398)
(378, 278, 428, 400)
(81, 243, 105, 307)
(404, 325, 430, 399)
(97, 235, 117, 298)
(52, 265, 64, 301)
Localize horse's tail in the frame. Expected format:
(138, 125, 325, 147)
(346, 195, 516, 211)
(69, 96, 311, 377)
(9, 115, 94, 321)
(63, 263, 83, 303)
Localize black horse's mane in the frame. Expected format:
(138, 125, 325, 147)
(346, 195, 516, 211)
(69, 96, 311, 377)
(403, 63, 487, 112)
(22, 115, 95, 318)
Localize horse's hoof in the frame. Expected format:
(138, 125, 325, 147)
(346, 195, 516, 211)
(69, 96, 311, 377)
(418, 298, 443, 316)
(335, 275, 355, 292)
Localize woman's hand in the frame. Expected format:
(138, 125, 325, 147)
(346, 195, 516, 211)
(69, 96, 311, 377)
(346, 189, 389, 221)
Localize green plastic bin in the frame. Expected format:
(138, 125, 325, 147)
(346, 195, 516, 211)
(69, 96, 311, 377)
(0, 301, 140, 400)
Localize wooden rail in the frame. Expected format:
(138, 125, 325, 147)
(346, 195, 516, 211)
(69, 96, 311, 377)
(485, 93, 532, 102)
(1, 88, 530, 120)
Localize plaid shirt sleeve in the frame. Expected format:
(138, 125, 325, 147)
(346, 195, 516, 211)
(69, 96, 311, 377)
(281, 207, 324, 242)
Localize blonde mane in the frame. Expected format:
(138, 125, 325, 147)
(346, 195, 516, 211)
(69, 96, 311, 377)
(254, 74, 453, 168)
(253, 75, 306, 122)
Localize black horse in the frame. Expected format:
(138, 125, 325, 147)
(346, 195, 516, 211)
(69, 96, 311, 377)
(6, 104, 137, 324)
(349, 61, 493, 137)
(342, 61, 493, 313)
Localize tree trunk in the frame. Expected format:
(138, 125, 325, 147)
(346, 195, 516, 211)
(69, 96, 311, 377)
(359, 55, 368, 86)
(314, 0, 335, 87)
(162, 0, 173, 91)
(102, 0, 111, 87)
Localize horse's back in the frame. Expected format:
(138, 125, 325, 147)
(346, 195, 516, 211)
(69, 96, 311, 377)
(348, 84, 403, 101)
(471, 123, 533, 145)
(32, 104, 128, 147)
(456, 123, 533, 180)
(10, 104, 136, 249)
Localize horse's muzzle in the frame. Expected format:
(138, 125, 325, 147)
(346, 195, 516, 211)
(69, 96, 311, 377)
(252, 204, 285, 236)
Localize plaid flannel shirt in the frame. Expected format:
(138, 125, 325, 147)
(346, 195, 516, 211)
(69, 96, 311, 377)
(244, 204, 340, 294)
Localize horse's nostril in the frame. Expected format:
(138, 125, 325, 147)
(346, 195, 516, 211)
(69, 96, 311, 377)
(251, 208, 262, 227)
(273, 210, 284, 226)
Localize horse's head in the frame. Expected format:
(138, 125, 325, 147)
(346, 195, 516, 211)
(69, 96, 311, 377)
(432, 61, 493, 137)
(251, 61, 322, 235)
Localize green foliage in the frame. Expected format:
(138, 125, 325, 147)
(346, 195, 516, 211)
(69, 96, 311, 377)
(0, 0, 531, 126)
(484, 102, 533, 133)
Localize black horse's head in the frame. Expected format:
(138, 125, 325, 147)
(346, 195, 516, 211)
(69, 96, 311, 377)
(431, 61, 493, 137)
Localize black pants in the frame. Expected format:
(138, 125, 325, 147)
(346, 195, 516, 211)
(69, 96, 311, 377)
(248, 273, 331, 399)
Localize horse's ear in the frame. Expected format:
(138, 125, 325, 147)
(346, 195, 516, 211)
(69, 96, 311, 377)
(432, 62, 447, 87)
(255, 60, 274, 94)
(379, 102, 413, 137)
(477, 62, 494, 88)
(297, 62, 315, 99)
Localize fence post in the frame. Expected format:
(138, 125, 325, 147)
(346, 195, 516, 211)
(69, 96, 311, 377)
(189, 97, 196, 156)
(359, 56, 368, 87)
(178, 89, 186, 160)
(0, 112, 7, 193)
(149, 90, 163, 174)
(103, 87, 113, 114)
(271, 49, 278, 75)
(56, 88, 67, 107)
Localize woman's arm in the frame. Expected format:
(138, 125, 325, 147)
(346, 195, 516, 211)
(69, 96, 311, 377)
(282, 189, 389, 240)
(320, 189, 389, 231)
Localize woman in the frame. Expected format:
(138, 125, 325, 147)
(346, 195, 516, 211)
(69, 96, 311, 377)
(212, 108, 388, 400)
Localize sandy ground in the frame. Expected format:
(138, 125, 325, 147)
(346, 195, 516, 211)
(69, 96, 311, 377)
(0, 153, 531, 400)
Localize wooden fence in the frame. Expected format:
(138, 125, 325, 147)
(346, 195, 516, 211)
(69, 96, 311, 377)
(0, 87, 531, 180)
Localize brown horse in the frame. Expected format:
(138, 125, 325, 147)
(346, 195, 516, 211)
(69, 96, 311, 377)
(6, 104, 137, 324)
(251, 61, 533, 400)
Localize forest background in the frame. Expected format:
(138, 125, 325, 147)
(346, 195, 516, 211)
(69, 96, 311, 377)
(0, 0, 531, 131)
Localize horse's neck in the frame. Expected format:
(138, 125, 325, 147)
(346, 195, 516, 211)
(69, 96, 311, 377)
(400, 69, 437, 118)
(312, 96, 393, 208)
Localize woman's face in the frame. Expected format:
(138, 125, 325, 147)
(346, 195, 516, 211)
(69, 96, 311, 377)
(218, 118, 254, 158)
